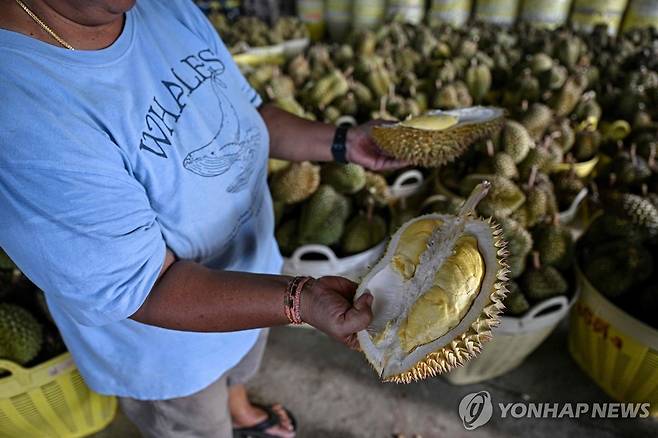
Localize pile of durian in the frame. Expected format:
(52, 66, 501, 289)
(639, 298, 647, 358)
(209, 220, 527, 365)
(248, 20, 658, 323)
(270, 160, 392, 257)
(0, 251, 66, 369)
(571, 26, 658, 330)
(210, 14, 308, 52)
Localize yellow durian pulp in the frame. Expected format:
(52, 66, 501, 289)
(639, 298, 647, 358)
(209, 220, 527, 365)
(400, 114, 459, 131)
(391, 218, 443, 280)
(389, 218, 485, 354)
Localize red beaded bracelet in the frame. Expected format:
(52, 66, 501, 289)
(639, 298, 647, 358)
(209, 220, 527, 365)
(284, 276, 313, 325)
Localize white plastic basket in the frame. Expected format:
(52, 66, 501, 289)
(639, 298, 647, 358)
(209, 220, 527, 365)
(389, 169, 425, 200)
(444, 291, 578, 384)
(282, 241, 386, 281)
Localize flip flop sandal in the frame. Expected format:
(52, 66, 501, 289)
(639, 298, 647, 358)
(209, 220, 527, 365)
(233, 403, 297, 438)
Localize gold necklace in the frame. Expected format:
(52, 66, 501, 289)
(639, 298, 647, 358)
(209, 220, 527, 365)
(14, 0, 75, 50)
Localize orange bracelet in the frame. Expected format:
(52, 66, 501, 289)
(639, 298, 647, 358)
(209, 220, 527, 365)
(284, 276, 312, 325)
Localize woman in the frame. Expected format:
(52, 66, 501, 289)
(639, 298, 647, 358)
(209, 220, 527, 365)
(0, 1, 405, 437)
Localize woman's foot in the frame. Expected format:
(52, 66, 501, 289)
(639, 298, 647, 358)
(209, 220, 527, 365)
(229, 384, 295, 438)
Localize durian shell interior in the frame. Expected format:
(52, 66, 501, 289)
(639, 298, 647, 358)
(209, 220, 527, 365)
(356, 213, 506, 382)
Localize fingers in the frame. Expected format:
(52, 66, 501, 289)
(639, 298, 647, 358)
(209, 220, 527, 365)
(341, 292, 374, 334)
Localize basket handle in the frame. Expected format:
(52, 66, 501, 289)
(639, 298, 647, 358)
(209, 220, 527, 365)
(521, 295, 570, 323)
(420, 194, 449, 209)
(566, 188, 588, 215)
(392, 169, 424, 192)
(290, 245, 340, 268)
(0, 359, 31, 385)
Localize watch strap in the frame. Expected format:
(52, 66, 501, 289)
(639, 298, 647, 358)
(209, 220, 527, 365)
(331, 123, 350, 164)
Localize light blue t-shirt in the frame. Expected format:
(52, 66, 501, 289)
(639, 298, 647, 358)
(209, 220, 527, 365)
(0, 0, 283, 399)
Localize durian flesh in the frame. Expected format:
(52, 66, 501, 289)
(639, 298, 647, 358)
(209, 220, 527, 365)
(356, 183, 509, 383)
(372, 107, 505, 167)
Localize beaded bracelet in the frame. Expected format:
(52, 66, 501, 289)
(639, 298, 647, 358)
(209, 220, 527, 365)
(284, 276, 313, 325)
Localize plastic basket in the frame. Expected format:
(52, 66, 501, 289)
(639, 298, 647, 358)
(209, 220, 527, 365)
(282, 241, 386, 281)
(0, 353, 116, 438)
(519, 0, 572, 28)
(570, 0, 629, 36)
(429, 0, 473, 27)
(389, 169, 425, 201)
(474, 0, 520, 26)
(445, 292, 577, 384)
(622, 0, 658, 32)
(568, 269, 658, 417)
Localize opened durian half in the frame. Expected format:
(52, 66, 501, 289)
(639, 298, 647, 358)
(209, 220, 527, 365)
(356, 182, 509, 383)
(372, 107, 505, 167)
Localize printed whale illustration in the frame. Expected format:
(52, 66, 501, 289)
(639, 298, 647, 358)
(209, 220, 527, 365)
(183, 69, 258, 193)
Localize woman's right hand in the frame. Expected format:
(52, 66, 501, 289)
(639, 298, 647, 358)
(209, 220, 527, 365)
(300, 276, 374, 349)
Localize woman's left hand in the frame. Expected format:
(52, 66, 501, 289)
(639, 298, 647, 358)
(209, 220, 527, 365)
(346, 120, 410, 171)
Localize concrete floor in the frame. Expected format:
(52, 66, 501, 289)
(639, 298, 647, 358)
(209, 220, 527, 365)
(94, 322, 657, 438)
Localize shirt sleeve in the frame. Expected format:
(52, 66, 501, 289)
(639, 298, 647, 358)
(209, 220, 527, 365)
(0, 125, 166, 327)
(170, 0, 263, 108)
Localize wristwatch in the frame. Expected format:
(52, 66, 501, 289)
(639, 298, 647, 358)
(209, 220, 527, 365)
(331, 123, 351, 164)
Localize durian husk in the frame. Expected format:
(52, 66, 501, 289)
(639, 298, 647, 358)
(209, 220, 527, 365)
(372, 107, 505, 167)
(356, 214, 509, 383)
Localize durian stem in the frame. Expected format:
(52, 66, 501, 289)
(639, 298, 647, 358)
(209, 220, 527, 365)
(486, 140, 494, 157)
(367, 200, 374, 220)
(528, 165, 538, 188)
(458, 181, 491, 218)
(532, 251, 541, 270)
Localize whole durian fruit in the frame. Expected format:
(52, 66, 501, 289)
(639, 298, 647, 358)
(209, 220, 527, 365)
(550, 74, 588, 117)
(521, 103, 553, 140)
(355, 182, 509, 383)
(503, 281, 530, 316)
(275, 219, 298, 256)
(341, 214, 387, 254)
(507, 254, 527, 279)
(534, 222, 574, 270)
(499, 217, 533, 259)
(270, 162, 320, 204)
(522, 262, 568, 302)
(362, 171, 391, 205)
(298, 185, 351, 246)
(459, 175, 525, 218)
(0, 303, 43, 365)
(502, 120, 534, 164)
(465, 63, 492, 104)
(491, 152, 519, 180)
(321, 163, 366, 195)
(583, 240, 653, 298)
(605, 193, 658, 239)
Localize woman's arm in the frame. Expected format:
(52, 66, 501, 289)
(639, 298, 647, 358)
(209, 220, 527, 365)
(259, 103, 408, 171)
(130, 250, 373, 348)
(259, 103, 334, 162)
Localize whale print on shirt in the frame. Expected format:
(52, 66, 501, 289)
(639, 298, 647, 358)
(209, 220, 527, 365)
(182, 67, 258, 192)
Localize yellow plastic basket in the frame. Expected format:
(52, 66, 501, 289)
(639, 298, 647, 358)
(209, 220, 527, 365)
(0, 353, 117, 437)
(569, 269, 658, 417)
